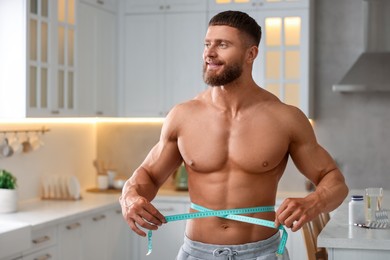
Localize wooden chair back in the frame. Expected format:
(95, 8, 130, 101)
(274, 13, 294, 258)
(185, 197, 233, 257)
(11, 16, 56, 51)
(301, 213, 330, 260)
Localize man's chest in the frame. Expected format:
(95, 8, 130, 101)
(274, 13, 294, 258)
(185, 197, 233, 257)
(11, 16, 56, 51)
(176, 118, 290, 174)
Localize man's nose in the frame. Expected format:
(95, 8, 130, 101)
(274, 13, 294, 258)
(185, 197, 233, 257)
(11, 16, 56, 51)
(204, 46, 217, 58)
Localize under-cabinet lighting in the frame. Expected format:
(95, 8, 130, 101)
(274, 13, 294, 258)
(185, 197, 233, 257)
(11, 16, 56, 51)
(0, 117, 165, 124)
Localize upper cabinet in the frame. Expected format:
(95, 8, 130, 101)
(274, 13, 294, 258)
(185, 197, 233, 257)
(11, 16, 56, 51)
(209, 0, 313, 117)
(120, 0, 207, 117)
(125, 0, 206, 13)
(0, 0, 313, 118)
(77, 0, 118, 117)
(28, 0, 78, 117)
(0, 0, 78, 118)
(209, 0, 310, 11)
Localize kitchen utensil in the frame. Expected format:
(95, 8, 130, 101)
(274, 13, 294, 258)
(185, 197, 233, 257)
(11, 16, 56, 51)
(354, 221, 390, 229)
(175, 164, 188, 191)
(113, 179, 125, 190)
(68, 175, 81, 199)
(375, 209, 389, 223)
(21, 135, 33, 153)
(97, 174, 109, 190)
(9, 134, 22, 154)
(107, 170, 117, 188)
(0, 137, 14, 157)
(365, 187, 383, 222)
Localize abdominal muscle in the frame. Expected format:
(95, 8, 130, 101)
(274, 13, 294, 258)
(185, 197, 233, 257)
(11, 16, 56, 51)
(184, 168, 283, 245)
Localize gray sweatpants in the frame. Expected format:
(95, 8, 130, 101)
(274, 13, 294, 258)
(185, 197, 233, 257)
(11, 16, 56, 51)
(176, 232, 290, 260)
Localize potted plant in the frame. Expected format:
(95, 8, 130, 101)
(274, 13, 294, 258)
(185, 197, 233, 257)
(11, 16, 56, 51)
(0, 169, 18, 213)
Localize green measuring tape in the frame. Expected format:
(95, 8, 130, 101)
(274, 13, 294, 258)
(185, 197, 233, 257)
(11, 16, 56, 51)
(146, 203, 288, 256)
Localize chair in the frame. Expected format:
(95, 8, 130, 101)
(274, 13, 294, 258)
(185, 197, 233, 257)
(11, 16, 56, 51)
(301, 213, 330, 260)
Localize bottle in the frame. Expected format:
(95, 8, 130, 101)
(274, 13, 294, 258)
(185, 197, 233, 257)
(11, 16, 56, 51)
(349, 195, 365, 225)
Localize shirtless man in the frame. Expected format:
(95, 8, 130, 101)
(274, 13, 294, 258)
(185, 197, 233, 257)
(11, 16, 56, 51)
(120, 11, 348, 259)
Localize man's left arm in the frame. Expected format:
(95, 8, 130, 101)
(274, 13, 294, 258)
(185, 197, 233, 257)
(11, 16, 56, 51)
(275, 107, 349, 232)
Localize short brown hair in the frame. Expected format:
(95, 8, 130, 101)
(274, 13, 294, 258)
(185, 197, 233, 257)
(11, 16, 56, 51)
(209, 10, 262, 47)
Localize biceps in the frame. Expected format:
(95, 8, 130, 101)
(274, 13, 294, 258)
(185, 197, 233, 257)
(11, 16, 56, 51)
(291, 144, 338, 185)
(142, 140, 183, 186)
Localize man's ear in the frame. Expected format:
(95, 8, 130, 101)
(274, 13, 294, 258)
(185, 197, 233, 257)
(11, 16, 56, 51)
(247, 46, 258, 63)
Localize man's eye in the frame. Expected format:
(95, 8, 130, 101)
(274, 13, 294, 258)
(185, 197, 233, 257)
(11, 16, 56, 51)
(204, 43, 211, 48)
(219, 43, 227, 48)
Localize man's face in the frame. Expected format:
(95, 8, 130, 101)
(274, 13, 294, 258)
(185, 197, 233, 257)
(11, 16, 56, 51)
(202, 26, 247, 86)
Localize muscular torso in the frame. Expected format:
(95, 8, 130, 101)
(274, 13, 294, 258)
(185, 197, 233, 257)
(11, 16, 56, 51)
(175, 88, 291, 244)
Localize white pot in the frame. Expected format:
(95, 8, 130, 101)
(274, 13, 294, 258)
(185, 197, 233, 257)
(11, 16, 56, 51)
(0, 188, 18, 213)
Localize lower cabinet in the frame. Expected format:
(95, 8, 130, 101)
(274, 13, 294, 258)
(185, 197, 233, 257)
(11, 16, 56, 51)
(131, 199, 189, 260)
(58, 206, 131, 260)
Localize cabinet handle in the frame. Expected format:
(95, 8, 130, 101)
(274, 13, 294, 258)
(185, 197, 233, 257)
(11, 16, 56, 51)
(158, 207, 175, 212)
(93, 214, 106, 221)
(116, 209, 122, 214)
(51, 110, 60, 115)
(34, 254, 52, 260)
(96, 111, 104, 115)
(32, 235, 50, 244)
(97, 0, 104, 4)
(165, 5, 170, 10)
(66, 222, 81, 230)
(159, 5, 164, 10)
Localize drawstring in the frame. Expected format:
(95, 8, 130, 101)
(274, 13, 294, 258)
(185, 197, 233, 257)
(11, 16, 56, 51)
(213, 248, 238, 260)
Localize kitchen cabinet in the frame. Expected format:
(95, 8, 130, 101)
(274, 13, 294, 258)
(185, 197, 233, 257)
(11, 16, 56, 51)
(58, 219, 83, 260)
(22, 246, 57, 260)
(125, 0, 206, 14)
(131, 199, 189, 260)
(77, 0, 118, 116)
(106, 207, 132, 260)
(209, 0, 313, 118)
(58, 206, 130, 260)
(22, 226, 58, 260)
(82, 212, 109, 259)
(28, 0, 78, 117)
(122, 7, 207, 116)
(209, 0, 310, 11)
(0, 0, 77, 118)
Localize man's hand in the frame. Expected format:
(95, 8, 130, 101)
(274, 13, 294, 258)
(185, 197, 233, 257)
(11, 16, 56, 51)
(275, 197, 320, 232)
(120, 195, 167, 237)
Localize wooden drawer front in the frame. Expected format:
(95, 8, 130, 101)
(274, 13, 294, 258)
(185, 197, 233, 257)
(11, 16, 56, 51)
(30, 227, 57, 252)
(23, 246, 57, 260)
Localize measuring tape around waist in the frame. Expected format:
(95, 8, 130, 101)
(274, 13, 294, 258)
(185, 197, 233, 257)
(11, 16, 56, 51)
(146, 203, 288, 256)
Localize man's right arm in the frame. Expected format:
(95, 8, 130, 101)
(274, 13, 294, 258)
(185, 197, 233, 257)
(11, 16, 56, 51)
(119, 107, 184, 236)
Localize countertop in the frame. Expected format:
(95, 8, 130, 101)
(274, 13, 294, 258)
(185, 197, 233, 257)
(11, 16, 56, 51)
(318, 189, 390, 250)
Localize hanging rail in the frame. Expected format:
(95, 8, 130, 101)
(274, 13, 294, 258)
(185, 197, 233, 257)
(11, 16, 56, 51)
(0, 126, 50, 135)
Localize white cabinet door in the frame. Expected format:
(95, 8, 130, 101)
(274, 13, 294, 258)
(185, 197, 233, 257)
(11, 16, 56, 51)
(106, 207, 132, 260)
(58, 220, 83, 260)
(133, 201, 189, 260)
(253, 8, 312, 117)
(208, 0, 310, 12)
(22, 246, 57, 260)
(82, 212, 109, 260)
(78, 1, 118, 116)
(123, 14, 165, 116)
(122, 11, 206, 116)
(164, 12, 206, 112)
(125, 0, 206, 14)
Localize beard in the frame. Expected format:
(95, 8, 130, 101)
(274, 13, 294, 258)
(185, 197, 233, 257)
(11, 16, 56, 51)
(203, 62, 242, 86)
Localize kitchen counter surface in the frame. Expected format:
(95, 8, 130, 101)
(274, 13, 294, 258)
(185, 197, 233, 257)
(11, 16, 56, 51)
(318, 189, 390, 251)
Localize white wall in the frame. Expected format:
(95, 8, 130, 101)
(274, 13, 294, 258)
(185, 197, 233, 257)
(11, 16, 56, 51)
(0, 121, 96, 200)
(314, 0, 390, 189)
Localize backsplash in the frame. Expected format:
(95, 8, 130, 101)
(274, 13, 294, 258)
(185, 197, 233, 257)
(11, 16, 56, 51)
(0, 122, 96, 200)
